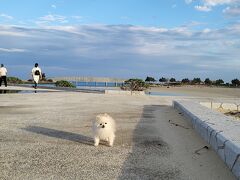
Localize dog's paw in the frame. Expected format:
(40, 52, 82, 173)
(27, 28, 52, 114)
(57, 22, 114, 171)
(94, 137, 99, 147)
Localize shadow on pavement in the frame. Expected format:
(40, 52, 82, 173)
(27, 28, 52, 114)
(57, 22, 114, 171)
(118, 105, 182, 180)
(23, 126, 93, 146)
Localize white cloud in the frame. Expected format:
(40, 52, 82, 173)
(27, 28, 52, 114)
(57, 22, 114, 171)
(0, 48, 26, 52)
(71, 15, 83, 21)
(39, 14, 67, 23)
(203, 0, 238, 6)
(185, 0, 193, 4)
(195, 5, 212, 11)
(0, 31, 28, 37)
(202, 28, 211, 33)
(223, 6, 240, 15)
(0, 26, 30, 37)
(186, 0, 240, 13)
(0, 13, 13, 19)
(51, 4, 57, 9)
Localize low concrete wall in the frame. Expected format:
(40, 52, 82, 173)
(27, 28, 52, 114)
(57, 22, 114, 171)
(173, 100, 240, 179)
(105, 90, 145, 96)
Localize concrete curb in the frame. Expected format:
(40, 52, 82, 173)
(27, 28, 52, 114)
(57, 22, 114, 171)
(105, 90, 145, 95)
(15, 85, 104, 94)
(173, 100, 240, 179)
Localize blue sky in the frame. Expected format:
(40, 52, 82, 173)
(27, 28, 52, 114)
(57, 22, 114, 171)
(0, 0, 240, 81)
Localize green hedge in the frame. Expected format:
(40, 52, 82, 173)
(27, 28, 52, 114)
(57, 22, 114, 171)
(7, 77, 23, 84)
(55, 80, 76, 88)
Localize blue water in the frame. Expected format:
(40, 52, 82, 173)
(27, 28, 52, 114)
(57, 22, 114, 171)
(23, 82, 123, 88)
(70, 81, 123, 87)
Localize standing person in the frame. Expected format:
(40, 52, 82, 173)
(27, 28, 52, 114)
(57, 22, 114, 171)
(0, 64, 8, 87)
(31, 63, 42, 89)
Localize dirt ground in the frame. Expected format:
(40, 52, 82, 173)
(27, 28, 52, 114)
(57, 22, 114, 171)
(149, 86, 240, 98)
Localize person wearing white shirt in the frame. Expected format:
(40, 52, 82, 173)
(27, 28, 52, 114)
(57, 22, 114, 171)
(32, 63, 42, 89)
(0, 64, 8, 87)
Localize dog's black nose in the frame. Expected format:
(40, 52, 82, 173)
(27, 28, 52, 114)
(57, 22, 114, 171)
(102, 125, 105, 128)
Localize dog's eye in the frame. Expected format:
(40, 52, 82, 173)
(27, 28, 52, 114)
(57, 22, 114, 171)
(100, 123, 102, 126)
(105, 123, 107, 124)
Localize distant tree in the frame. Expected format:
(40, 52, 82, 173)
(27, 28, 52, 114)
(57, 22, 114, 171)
(192, 78, 201, 84)
(215, 79, 224, 86)
(159, 77, 167, 83)
(169, 78, 176, 82)
(204, 78, 212, 85)
(181, 78, 190, 84)
(232, 79, 240, 87)
(145, 76, 156, 82)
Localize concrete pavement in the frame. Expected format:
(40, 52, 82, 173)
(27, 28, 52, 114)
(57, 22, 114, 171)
(0, 92, 236, 179)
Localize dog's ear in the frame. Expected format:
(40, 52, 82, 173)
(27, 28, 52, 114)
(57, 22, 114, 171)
(104, 113, 108, 116)
(96, 114, 102, 121)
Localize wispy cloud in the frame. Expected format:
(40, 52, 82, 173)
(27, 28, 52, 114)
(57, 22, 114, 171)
(0, 48, 26, 52)
(203, 0, 239, 6)
(195, 5, 212, 11)
(51, 4, 57, 9)
(223, 6, 240, 16)
(0, 26, 31, 37)
(71, 16, 83, 20)
(185, 0, 193, 4)
(38, 14, 67, 24)
(186, 0, 240, 14)
(0, 13, 13, 20)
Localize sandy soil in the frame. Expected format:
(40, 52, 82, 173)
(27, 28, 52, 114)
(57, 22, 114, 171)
(149, 86, 240, 98)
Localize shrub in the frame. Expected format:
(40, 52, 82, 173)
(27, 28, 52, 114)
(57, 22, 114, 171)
(121, 79, 149, 91)
(47, 79, 54, 83)
(55, 80, 76, 88)
(7, 77, 23, 84)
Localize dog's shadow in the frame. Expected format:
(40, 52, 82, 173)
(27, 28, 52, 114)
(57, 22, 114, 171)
(22, 126, 93, 146)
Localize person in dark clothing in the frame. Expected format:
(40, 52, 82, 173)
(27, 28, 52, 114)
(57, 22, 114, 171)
(0, 64, 7, 87)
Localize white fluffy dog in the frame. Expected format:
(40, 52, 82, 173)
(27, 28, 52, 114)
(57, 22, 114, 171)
(92, 113, 116, 147)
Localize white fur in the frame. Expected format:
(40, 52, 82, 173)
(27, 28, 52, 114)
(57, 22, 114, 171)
(92, 113, 116, 147)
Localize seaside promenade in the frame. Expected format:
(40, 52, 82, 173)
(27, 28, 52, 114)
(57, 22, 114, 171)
(0, 86, 238, 179)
